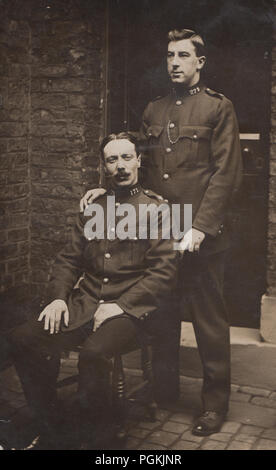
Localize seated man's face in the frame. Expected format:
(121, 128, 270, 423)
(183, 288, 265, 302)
(103, 138, 141, 187)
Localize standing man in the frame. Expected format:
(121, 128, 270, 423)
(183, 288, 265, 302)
(80, 29, 242, 436)
(8, 132, 178, 449)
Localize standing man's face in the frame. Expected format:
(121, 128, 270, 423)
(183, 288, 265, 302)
(103, 139, 141, 187)
(167, 38, 205, 87)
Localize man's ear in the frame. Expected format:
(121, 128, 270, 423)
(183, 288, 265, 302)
(137, 154, 141, 168)
(197, 55, 206, 70)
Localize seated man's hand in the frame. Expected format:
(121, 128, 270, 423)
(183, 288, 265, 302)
(93, 303, 124, 332)
(80, 188, 107, 213)
(178, 227, 206, 254)
(38, 299, 69, 334)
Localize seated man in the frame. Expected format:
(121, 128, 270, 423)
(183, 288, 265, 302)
(8, 132, 179, 450)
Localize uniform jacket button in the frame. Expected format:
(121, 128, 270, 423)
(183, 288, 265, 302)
(166, 147, 172, 153)
(105, 253, 111, 259)
(169, 122, 175, 129)
(103, 277, 109, 283)
(163, 173, 169, 180)
(176, 100, 182, 105)
(99, 299, 105, 304)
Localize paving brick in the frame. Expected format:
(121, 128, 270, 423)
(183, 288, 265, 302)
(262, 428, 276, 440)
(231, 384, 240, 393)
(8, 397, 27, 409)
(234, 433, 257, 444)
(125, 438, 141, 449)
(208, 432, 232, 443)
(181, 430, 204, 443)
(255, 439, 276, 450)
(179, 376, 202, 386)
(0, 390, 24, 402)
(138, 420, 161, 431)
(251, 397, 276, 409)
(146, 430, 177, 447)
(155, 409, 171, 422)
(229, 401, 276, 428)
(230, 392, 251, 403)
(240, 425, 264, 436)
(201, 440, 227, 450)
(61, 359, 78, 368)
(220, 421, 241, 433)
(170, 412, 194, 425)
(138, 443, 167, 450)
(171, 440, 200, 450)
(240, 386, 271, 397)
(128, 428, 150, 440)
(161, 421, 190, 434)
(69, 352, 79, 360)
(227, 440, 253, 450)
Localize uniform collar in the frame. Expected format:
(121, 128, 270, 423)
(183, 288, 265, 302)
(171, 80, 204, 98)
(107, 182, 142, 199)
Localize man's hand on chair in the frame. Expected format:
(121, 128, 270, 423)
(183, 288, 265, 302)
(38, 299, 69, 334)
(93, 303, 124, 332)
(80, 188, 107, 212)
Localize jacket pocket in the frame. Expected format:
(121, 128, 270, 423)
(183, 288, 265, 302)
(176, 126, 212, 168)
(145, 125, 164, 162)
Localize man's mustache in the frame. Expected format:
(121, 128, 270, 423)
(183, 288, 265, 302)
(106, 171, 130, 178)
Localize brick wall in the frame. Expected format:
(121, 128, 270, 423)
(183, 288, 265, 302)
(0, 0, 106, 296)
(0, 3, 31, 293)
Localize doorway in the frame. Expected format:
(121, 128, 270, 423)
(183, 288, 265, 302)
(106, 0, 273, 327)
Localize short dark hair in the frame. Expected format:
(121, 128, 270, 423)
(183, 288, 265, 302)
(100, 132, 140, 160)
(168, 29, 205, 57)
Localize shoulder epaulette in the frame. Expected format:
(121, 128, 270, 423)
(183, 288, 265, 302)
(205, 88, 224, 100)
(143, 188, 164, 201)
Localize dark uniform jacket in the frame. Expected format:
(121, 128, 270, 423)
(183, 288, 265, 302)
(46, 184, 178, 332)
(140, 82, 243, 255)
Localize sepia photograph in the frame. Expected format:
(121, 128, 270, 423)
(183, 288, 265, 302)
(0, 0, 275, 454)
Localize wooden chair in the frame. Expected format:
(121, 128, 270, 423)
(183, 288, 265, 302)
(111, 338, 158, 440)
(57, 336, 157, 443)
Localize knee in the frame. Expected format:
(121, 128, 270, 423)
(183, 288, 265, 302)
(78, 343, 111, 373)
(78, 343, 105, 364)
(7, 321, 39, 352)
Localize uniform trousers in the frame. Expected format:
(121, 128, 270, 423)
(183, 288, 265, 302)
(178, 250, 230, 413)
(8, 307, 180, 435)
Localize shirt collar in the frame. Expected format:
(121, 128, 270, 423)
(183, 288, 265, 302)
(107, 182, 142, 199)
(171, 80, 204, 98)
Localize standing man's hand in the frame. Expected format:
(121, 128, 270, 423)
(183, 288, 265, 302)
(80, 188, 107, 213)
(38, 299, 69, 334)
(178, 227, 206, 254)
(93, 303, 124, 332)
